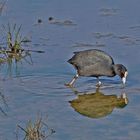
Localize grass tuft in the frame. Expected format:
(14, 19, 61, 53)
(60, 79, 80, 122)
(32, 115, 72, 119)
(0, 23, 32, 63)
(17, 117, 55, 140)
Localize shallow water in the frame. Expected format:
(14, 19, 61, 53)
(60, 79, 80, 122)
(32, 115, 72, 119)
(0, 0, 140, 139)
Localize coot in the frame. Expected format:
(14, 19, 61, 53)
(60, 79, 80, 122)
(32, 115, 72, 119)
(66, 49, 128, 87)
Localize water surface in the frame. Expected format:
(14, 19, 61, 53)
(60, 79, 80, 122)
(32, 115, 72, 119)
(0, 0, 140, 140)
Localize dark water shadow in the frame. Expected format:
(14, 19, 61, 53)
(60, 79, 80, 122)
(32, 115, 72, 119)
(69, 87, 128, 119)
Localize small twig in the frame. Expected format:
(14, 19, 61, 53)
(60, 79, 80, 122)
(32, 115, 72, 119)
(15, 25, 22, 43)
(0, 92, 8, 107)
(0, 106, 7, 116)
(17, 125, 28, 134)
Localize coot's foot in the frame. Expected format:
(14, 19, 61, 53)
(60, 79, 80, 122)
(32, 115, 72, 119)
(65, 74, 79, 87)
(96, 81, 102, 88)
(64, 83, 73, 87)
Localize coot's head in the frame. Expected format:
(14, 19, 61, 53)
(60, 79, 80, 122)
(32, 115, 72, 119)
(113, 64, 128, 85)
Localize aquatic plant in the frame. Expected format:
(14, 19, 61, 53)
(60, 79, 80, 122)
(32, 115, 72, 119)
(0, 23, 32, 63)
(0, 23, 44, 76)
(16, 117, 55, 140)
(0, 92, 8, 116)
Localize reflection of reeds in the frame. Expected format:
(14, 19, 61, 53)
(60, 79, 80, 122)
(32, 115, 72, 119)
(0, 1, 7, 15)
(0, 92, 8, 116)
(17, 117, 55, 140)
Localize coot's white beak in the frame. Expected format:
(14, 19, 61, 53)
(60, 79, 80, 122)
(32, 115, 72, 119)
(122, 71, 128, 85)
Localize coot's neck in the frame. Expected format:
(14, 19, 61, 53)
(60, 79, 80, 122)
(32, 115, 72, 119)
(111, 65, 117, 76)
(112, 64, 121, 76)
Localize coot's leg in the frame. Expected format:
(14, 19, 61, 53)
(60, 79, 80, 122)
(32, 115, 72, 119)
(65, 73, 79, 87)
(96, 77, 102, 87)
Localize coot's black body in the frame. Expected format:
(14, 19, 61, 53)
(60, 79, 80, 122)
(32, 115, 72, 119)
(68, 49, 115, 77)
(66, 49, 128, 87)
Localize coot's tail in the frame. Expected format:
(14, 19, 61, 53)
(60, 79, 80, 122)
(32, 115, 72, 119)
(67, 58, 73, 64)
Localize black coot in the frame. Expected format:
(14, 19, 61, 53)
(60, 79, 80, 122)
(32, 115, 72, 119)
(66, 49, 128, 87)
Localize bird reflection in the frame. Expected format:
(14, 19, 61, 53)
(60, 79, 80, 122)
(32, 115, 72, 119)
(69, 88, 128, 119)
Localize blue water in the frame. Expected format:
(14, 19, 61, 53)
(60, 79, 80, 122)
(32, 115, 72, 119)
(0, 0, 140, 139)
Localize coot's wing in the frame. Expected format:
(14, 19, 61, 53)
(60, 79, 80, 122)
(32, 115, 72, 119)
(69, 49, 114, 67)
